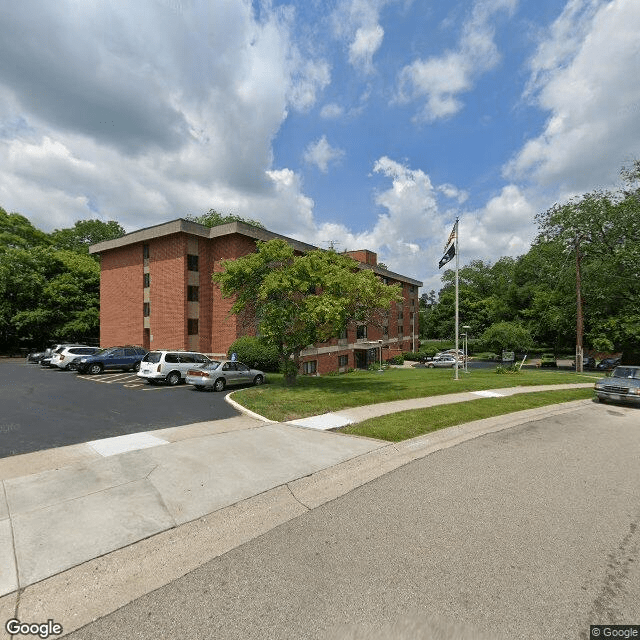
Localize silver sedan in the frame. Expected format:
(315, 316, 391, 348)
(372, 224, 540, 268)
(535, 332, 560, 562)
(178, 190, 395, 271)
(185, 360, 266, 392)
(426, 356, 457, 368)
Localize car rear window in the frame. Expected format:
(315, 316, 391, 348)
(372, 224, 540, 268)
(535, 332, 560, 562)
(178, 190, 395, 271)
(143, 352, 162, 363)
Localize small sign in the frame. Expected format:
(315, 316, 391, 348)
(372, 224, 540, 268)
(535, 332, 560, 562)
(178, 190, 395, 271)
(231, 352, 237, 361)
(502, 351, 515, 362)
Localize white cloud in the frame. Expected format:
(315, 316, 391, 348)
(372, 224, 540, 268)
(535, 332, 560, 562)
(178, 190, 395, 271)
(396, 0, 516, 122)
(300, 158, 539, 292)
(524, 0, 605, 98)
(302, 156, 463, 289)
(0, 0, 329, 232)
(331, 0, 394, 73)
(320, 103, 345, 119)
(303, 135, 345, 173)
(349, 24, 385, 72)
(506, 0, 640, 194)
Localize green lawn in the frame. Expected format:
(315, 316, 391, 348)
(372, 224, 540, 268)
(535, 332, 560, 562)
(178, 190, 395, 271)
(339, 387, 594, 441)
(232, 367, 600, 422)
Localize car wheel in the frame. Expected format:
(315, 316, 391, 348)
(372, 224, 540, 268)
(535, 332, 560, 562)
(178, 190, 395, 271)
(253, 375, 264, 386)
(89, 363, 103, 375)
(166, 371, 181, 386)
(214, 378, 226, 392)
(132, 362, 141, 372)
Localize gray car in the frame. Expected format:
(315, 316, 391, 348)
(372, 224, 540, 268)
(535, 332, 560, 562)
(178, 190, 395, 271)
(185, 360, 265, 392)
(594, 366, 640, 406)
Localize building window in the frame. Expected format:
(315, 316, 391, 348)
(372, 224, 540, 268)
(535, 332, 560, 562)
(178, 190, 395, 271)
(338, 327, 347, 340)
(303, 360, 317, 375)
(383, 325, 388, 337)
(338, 355, 348, 367)
(143, 273, 150, 288)
(143, 303, 150, 317)
(143, 244, 149, 259)
(356, 325, 367, 340)
(187, 254, 199, 272)
(188, 319, 199, 335)
(187, 285, 199, 302)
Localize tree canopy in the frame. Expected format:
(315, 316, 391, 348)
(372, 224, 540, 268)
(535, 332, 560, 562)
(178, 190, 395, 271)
(213, 239, 401, 383)
(425, 162, 640, 360)
(186, 209, 264, 229)
(0, 212, 121, 351)
(50, 219, 125, 255)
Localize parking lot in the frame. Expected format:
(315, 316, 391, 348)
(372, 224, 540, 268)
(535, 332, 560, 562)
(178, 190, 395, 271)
(0, 360, 243, 458)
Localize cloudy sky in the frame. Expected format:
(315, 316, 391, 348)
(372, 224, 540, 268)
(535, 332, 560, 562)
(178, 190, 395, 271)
(1, 0, 639, 291)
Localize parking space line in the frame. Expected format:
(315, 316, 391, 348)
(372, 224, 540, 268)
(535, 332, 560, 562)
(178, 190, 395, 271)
(102, 376, 139, 384)
(141, 385, 192, 391)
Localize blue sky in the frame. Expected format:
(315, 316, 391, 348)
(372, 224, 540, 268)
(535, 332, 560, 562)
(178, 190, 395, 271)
(1, 0, 639, 291)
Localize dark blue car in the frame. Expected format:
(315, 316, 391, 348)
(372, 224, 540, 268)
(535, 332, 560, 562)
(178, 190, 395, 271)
(76, 346, 147, 374)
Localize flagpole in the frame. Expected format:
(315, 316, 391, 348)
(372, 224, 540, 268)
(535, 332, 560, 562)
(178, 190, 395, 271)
(454, 217, 459, 380)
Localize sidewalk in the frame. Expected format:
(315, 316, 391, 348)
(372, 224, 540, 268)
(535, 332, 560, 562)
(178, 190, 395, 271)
(0, 383, 593, 638)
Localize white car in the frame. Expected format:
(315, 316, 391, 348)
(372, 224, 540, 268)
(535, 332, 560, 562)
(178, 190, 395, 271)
(50, 346, 101, 370)
(137, 350, 211, 385)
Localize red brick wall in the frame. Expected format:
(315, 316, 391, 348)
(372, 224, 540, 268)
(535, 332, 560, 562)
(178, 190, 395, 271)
(148, 234, 187, 350)
(208, 234, 258, 354)
(99, 245, 143, 347)
(97, 227, 420, 365)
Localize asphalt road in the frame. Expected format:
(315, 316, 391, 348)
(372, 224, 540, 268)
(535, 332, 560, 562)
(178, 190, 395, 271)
(0, 361, 239, 457)
(67, 402, 639, 640)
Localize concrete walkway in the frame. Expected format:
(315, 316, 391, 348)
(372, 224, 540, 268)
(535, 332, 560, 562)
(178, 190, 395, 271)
(0, 383, 594, 638)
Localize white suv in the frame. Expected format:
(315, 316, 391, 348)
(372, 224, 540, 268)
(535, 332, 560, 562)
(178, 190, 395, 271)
(50, 346, 101, 370)
(137, 350, 211, 385)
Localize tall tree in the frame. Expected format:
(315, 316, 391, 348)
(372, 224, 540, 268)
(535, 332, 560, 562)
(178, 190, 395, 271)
(213, 239, 401, 384)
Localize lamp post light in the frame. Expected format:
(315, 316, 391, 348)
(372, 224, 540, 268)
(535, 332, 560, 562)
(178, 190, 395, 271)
(462, 325, 471, 373)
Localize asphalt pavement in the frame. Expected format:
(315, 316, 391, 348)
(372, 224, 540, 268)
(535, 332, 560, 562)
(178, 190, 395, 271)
(0, 361, 238, 456)
(0, 372, 602, 640)
(62, 402, 639, 640)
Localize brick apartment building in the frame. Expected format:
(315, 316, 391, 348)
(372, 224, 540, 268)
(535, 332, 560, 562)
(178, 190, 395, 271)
(89, 219, 422, 375)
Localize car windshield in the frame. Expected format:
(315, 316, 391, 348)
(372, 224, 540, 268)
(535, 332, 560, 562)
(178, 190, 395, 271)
(612, 367, 640, 379)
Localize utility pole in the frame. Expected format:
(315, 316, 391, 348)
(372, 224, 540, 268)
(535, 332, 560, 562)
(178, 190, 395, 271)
(576, 238, 583, 373)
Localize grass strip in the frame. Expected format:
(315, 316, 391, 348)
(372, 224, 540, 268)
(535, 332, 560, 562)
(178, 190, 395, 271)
(338, 388, 594, 442)
(233, 368, 599, 422)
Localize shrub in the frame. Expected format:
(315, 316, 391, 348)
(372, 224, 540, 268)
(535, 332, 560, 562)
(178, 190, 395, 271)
(402, 351, 423, 361)
(227, 336, 280, 372)
(387, 354, 405, 365)
(495, 364, 521, 374)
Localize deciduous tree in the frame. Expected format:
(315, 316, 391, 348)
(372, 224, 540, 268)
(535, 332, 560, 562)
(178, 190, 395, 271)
(213, 240, 401, 384)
